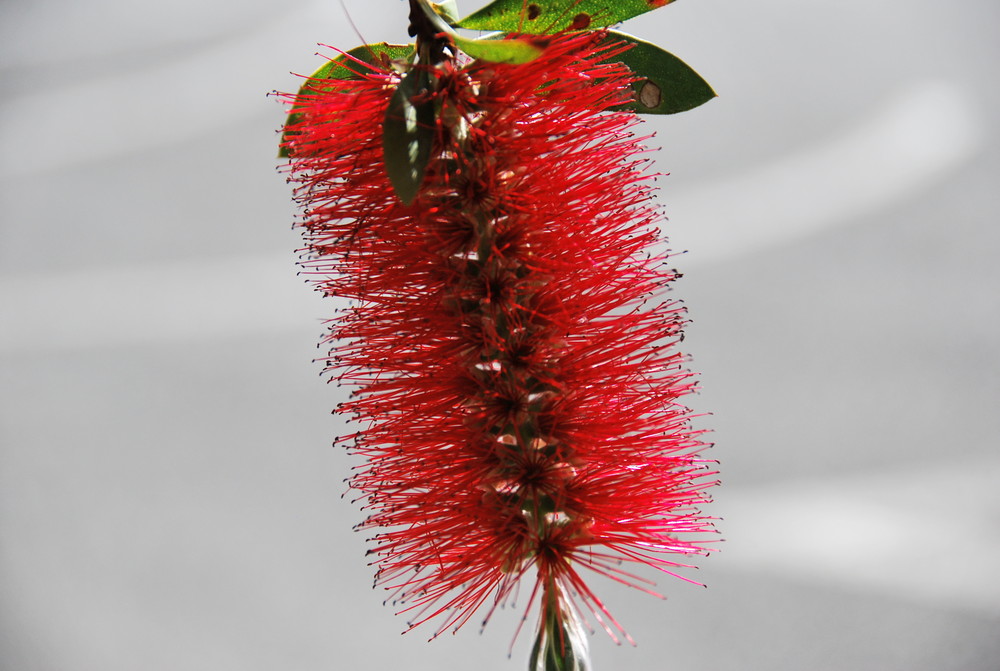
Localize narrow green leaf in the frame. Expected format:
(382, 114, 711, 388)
(606, 31, 716, 114)
(382, 68, 436, 205)
(279, 43, 413, 158)
(528, 628, 543, 671)
(530, 604, 590, 671)
(457, 0, 676, 33)
(453, 34, 545, 64)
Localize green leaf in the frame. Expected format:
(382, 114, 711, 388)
(607, 31, 716, 114)
(457, 0, 676, 33)
(529, 603, 591, 671)
(279, 43, 413, 158)
(382, 68, 436, 205)
(453, 33, 545, 64)
(431, 0, 461, 24)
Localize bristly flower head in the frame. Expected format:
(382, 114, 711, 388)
(278, 7, 718, 666)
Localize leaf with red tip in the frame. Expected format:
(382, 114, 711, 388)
(279, 43, 413, 158)
(457, 0, 676, 32)
(606, 32, 716, 114)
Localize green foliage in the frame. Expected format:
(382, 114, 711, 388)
(453, 33, 545, 64)
(457, 0, 676, 33)
(279, 0, 716, 204)
(607, 32, 716, 114)
(431, 0, 461, 23)
(528, 604, 590, 671)
(451, 0, 714, 116)
(279, 43, 413, 158)
(382, 67, 436, 205)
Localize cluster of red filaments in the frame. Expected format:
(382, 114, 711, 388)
(281, 33, 717, 643)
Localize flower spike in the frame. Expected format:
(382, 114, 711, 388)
(277, 2, 718, 669)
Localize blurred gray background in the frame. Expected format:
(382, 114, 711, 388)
(2, 0, 998, 669)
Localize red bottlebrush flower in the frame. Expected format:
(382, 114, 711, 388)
(280, 31, 716, 654)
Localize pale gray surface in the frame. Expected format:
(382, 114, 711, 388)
(2, 1, 999, 669)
